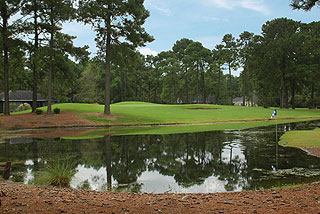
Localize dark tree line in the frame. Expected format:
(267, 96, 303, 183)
(250, 19, 320, 108)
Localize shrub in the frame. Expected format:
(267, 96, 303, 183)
(10, 172, 25, 182)
(17, 103, 31, 112)
(53, 107, 61, 114)
(35, 109, 43, 115)
(32, 160, 77, 188)
(77, 179, 91, 190)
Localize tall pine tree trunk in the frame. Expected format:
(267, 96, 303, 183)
(280, 57, 285, 109)
(124, 69, 127, 101)
(1, 4, 10, 115)
(104, 13, 111, 114)
(32, 0, 39, 112)
(217, 66, 221, 105)
(311, 83, 315, 108)
(284, 84, 289, 108)
(120, 69, 124, 102)
(201, 64, 205, 103)
(280, 79, 283, 108)
(47, 5, 54, 114)
(185, 68, 189, 103)
(105, 135, 112, 190)
(173, 78, 177, 104)
(148, 82, 151, 102)
(291, 81, 296, 109)
(196, 64, 200, 103)
(242, 64, 247, 106)
(228, 62, 233, 105)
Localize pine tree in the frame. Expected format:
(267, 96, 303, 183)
(78, 0, 153, 114)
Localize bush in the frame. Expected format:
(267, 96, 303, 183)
(77, 179, 91, 190)
(17, 103, 31, 112)
(10, 172, 25, 182)
(53, 107, 61, 114)
(35, 109, 43, 115)
(32, 160, 77, 188)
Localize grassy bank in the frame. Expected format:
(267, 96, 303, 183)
(5, 101, 320, 149)
(279, 128, 320, 148)
(24, 101, 316, 138)
(8, 101, 320, 137)
(63, 118, 317, 139)
(34, 102, 320, 125)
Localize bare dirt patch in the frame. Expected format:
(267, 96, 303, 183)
(304, 147, 320, 157)
(5, 128, 107, 139)
(0, 179, 320, 214)
(0, 112, 100, 130)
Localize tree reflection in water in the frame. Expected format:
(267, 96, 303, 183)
(1, 120, 320, 193)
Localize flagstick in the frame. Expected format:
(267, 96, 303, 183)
(276, 119, 278, 170)
(270, 109, 278, 171)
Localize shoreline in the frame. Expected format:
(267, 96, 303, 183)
(1, 112, 320, 157)
(1, 111, 319, 131)
(295, 146, 320, 157)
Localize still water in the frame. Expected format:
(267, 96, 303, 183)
(1, 120, 320, 193)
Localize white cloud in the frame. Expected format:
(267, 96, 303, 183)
(145, 0, 172, 16)
(240, 0, 270, 15)
(202, 0, 270, 15)
(200, 16, 229, 23)
(205, 0, 235, 9)
(195, 36, 223, 50)
(62, 22, 93, 35)
(138, 47, 158, 56)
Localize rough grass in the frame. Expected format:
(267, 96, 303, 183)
(279, 128, 320, 148)
(31, 160, 77, 188)
(35, 102, 320, 125)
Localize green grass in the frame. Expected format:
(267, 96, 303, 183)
(279, 128, 320, 148)
(41, 102, 320, 125)
(60, 118, 317, 139)
(111, 119, 316, 135)
(4, 101, 320, 137)
(111, 102, 319, 125)
(31, 160, 77, 188)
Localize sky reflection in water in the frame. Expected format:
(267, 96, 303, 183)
(1, 121, 320, 193)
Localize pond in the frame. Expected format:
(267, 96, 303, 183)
(0, 120, 320, 193)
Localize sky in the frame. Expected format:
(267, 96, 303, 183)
(62, 0, 320, 60)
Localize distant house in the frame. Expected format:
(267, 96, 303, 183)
(233, 96, 258, 107)
(233, 97, 244, 106)
(0, 90, 46, 113)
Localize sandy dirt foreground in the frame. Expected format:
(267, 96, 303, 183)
(0, 179, 320, 214)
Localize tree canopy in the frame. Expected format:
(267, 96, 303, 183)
(291, 0, 320, 10)
(78, 0, 153, 114)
